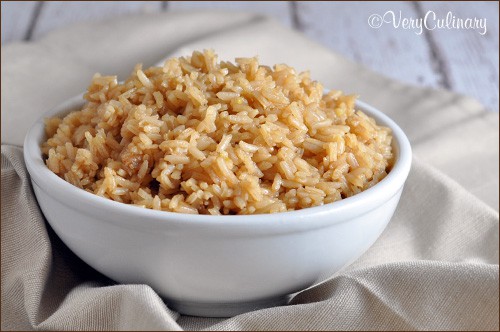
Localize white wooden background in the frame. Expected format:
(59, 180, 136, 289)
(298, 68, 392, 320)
(1, 1, 498, 111)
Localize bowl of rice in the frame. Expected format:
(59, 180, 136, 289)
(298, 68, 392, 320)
(24, 50, 411, 317)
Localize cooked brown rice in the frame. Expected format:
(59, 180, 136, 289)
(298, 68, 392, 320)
(42, 50, 393, 215)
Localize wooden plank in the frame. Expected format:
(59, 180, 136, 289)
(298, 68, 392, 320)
(31, 1, 164, 41)
(418, 1, 498, 111)
(3, 1, 496, 111)
(1, 1, 38, 43)
(169, 1, 292, 27)
(294, 1, 443, 89)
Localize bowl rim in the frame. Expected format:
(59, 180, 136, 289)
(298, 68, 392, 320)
(23, 94, 412, 231)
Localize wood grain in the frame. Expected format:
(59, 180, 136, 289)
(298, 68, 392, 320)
(418, 1, 499, 111)
(168, 1, 293, 27)
(30, 1, 164, 41)
(293, 1, 442, 88)
(0, 1, 38, 43)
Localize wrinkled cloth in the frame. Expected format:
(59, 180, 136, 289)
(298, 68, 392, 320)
(1, 11, 499, 331)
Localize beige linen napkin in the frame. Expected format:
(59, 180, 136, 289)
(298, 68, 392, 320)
(1, 12, 498, 331)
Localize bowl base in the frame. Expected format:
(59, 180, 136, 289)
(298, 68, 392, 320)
(166, 295, 291, 317)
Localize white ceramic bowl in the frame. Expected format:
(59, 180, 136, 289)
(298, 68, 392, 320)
(24, 95, 411, 317)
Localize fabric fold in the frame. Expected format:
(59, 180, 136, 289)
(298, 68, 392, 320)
(202, 262, 498, 331)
